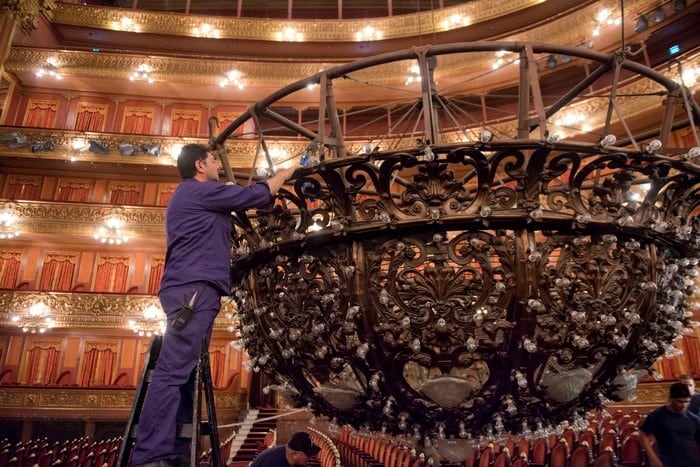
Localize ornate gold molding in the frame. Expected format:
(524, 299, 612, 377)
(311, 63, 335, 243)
(0, 385, 241, 418)
(0, 0, 55, 35)
(0, 200, 164, 239)
(52, 0, 550, 42)
(0, 290, 238, 330)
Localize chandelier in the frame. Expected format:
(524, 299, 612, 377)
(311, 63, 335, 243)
(94, 215, 129, 245)
(219, 42, 700, 461)
(0, 207, 20, 239)
(128, 303, 166, 337)
(129, 63, 154, 84)
(35, 56, 62, 80)
(11, 301, 54, 333)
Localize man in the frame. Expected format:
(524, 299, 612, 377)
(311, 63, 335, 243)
(640, 382, 700, 467)
(132, 144, 297, 467)
(678, 374, 700, 416)
(250, 431, 320, 467)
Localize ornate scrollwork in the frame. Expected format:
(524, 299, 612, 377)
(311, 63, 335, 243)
(225, 42, 699, 454)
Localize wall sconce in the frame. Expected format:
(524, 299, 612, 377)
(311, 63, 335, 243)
(193, 22, 220, 38)
(130, 63, 154, 84)
(35, 57, 62, 80)
(128, 303, 166, 337)
(94, 215, 129, 245)
(276, 26, 304, 42)
(0, 207, 20, 239)
(355, 25, 383, 41)
(219, 69, 244, 89)
(11, 301, 54, 333)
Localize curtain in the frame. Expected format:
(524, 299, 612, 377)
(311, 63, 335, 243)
(682, 332, 700, 377)
(158, 184, 177, 206)
(653, 354, 687, 381)
(0, 251, 21, 289)
(74, 103, 107, 132)
(5, 175, 41, 200)
(39, 253, 76, 291)
(109, 183, 142, 205)
(56, 179, 91, 202)
(170, 110, 201, 137)
(209, 344, 227, 388)
(94, 255, 130, 292)
(148, 256, 164, 294)
(23, 100, 58, 128)
(122, 107, 154, 134)
(25, 341, 60, 385)
(79, 343, 117, 386)
(217, 111, 237, 134)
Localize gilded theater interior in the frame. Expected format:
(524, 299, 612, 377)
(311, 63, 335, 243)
(0, 0, 699, 465)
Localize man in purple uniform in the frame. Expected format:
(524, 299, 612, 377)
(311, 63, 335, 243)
(250, 432, 320, 467)
(133, 144, 296, 467)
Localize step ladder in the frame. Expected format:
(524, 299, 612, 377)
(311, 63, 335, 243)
(117, 335, 222, 467)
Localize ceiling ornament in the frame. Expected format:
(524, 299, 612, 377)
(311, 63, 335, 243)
(218, 41, 700, 462)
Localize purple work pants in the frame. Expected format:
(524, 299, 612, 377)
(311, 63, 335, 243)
(132, 281, 221, 465)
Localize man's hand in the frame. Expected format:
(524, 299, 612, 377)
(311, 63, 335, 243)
(266, 166, 299, 196)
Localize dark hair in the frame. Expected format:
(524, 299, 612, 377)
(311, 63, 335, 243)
(287, 432, 320, 457)
(670, 382, 692, 399)
(177, 144, 209, 178)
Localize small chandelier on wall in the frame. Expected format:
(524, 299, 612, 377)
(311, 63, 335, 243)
(94, 215, 129, 245)
(128, 303, 166, 337)
(11, 301, 54, 333)
(0, 207, 20, 239)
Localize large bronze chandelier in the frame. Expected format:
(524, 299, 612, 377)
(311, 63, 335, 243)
(218, 42, 700, 458)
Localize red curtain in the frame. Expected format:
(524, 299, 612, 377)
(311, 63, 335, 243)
(123, 108, 153, 134)
(682, 333, 700, 377)
(26, 341, 60, 385)
(109, 184, 142, 205)
(209, 345, 226, 388)
(39, 253, 76, 291)
(0, 251, 21, 289)
(94, 255, 130, 292)
(148, 257, 164, 294)
(5, 175, 41, 200)
(24, 100, 58, 128)
(79, 344, 117, 386)
(158, 184, 177, 206)
(170, 110, 200, 137)
(74, 103, 107, 132)
(56, 180, 91, 202)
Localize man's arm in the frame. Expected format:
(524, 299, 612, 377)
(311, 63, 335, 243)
(265, 166, 297, 196)
(639, 431, 663, 467)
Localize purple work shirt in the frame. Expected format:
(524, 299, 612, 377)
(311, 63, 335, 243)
(159, 177, 272, 295)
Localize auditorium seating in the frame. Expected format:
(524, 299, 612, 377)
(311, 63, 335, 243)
(2, 406, 654, 467)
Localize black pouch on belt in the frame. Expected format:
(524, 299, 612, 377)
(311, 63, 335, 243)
(172, 291, 198, 331)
